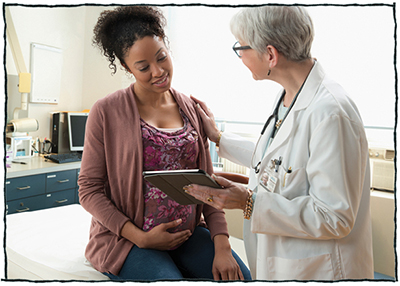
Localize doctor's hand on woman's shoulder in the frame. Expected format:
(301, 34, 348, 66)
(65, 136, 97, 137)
(191, 95, 221, 144)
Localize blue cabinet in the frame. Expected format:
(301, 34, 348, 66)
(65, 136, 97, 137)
(45, 189, 76, 209)
(46, 170, 77, 192)
(6, 194, 46, 214)
(6, 168, 80, 215)
(6, 174, 46, 201)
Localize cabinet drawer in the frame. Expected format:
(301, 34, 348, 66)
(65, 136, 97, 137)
(6, 174, 46, 201)
(45, 189, 75, 209)
(7, 194, 46, 215)
(46, 170, 77, 192)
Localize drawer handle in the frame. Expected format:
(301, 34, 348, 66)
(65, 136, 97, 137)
(16, 207, 30, 213)
(17, 186, 31, 190)
(57, 179, 70, 183)
(56, 199, 68, 204)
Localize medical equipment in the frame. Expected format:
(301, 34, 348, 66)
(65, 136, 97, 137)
(6, 118, 40, 160)
(7, 136, 32, 159)
(7, 118, 39, 134)
(5, 7, 40, 161)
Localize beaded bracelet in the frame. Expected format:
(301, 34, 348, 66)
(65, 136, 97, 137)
(243, 188, 254, 220)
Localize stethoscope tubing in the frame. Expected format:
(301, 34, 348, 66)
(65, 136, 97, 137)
(250, 85, 303, 174)
(250, 98, 281, 173)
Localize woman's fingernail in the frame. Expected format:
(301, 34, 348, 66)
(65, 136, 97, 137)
(196, 103, 201, 109)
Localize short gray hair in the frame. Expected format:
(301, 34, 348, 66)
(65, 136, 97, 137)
(230, 6, 314, 62)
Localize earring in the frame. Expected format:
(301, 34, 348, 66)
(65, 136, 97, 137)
(267, 69, 271, 76)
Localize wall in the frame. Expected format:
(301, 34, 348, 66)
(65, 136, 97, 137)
(164, 6, 281, 125)
(81, 5, 135, 111)
(6, 6, 87, 140)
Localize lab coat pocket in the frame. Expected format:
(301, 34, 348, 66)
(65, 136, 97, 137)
(281, 167, 309, 199)
(267, 254, 334, 280)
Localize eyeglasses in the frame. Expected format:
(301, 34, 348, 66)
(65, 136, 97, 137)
(232, 41, 252, 58)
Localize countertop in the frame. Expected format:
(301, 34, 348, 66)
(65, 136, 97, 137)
(6, 156, 81, 179)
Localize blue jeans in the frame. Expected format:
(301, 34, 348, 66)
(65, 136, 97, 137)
(103, 226, 251, 281)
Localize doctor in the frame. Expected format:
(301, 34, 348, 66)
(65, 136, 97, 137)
(186, 6, 374, 280)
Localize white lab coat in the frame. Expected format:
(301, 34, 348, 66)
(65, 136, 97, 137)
(218, 61, 374, 280)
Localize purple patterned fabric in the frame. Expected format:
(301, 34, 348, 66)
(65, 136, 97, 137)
(141, 109, 199, 240)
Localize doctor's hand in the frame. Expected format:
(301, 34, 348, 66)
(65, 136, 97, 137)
(190, 95, 221, 144)
(184, 175, 248, 211)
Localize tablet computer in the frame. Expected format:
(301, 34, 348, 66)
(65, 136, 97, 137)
(143, 169, 220, 205)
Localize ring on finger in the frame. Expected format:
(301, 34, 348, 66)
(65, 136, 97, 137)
(207, 196, 213, 202)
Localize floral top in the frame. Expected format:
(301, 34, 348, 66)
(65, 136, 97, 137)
(141, 109, 199, 241)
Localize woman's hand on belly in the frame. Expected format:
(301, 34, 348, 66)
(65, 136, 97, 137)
(122, 219, 192, 250)
(141, 219, 192, 250)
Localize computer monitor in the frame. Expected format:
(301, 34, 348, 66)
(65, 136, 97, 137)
(67, 112, 89, 152)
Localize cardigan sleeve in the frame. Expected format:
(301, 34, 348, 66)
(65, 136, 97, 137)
(78, 100, 131, 236)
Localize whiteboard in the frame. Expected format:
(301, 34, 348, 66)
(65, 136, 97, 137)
(29, 43, 62, 104)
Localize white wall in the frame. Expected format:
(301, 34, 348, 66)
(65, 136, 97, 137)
(165, 6, 281, 124)
(81, 5, 135, 110)
(6, 6, 87, 140)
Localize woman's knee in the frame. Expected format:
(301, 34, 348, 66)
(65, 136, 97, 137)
(112, 246, 184, 281)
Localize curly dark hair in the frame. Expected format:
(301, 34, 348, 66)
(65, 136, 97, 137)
(93, 6, 167, 74)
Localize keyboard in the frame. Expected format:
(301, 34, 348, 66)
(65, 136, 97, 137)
(45, 153, 82, 164)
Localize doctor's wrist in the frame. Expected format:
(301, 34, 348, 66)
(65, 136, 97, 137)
(243, 188, 254, 220)
(215, 131, 223, 147)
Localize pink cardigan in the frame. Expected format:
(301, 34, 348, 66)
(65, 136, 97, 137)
(78, 84, 228, 275)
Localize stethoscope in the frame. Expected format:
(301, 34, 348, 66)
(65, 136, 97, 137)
(250, 63, 312, 174)
(250, 88, 302, 174)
